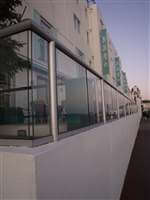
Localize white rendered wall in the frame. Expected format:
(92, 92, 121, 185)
(87, 4, 103, 75)
(0, 152, 36, 200)
(0, 113, 141, 200)
(23, 0, 92, 66)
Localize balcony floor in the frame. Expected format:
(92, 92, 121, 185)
(120, 119, 150, 200)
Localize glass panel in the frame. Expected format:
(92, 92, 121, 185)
(31, 32, 51, 138)
(0, 89, 30, 138)
(119, 94, 125, 118)
(56, 49, 89, 133)
(32, 32, 48, 66)
(87, 71, 103, 124)
(125, 99, 130, 116)
(128, 102, 131, 115)
(111, 88, 118, 120)
(104, 82, 112, 121)
(131, 102, 138, 114)
(0, 31, 31, 138)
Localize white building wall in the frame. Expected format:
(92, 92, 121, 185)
(87, 4, 104, 75)
(22, 0, 92, 65)
(0, 152, 36, 200)
(0, 112, 141, 200)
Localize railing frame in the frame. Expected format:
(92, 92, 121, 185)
(0, 19, 138, 146)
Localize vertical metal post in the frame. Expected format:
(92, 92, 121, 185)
(129, 102, 131, 115)
(124, 99, 126, 117)
(101, 79, 106, 123)
(116, 91, 120, 119)
(28, 30, 33, 137)
(85, 70, 90, 125)
(49, 41, 58, 141)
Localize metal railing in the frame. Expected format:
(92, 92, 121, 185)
(0, 19, 138, 146)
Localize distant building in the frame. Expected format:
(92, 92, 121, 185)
(131, 85, 142, 103)
(142, 100, 150, 112)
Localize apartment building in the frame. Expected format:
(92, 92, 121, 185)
(20, 0, 92, 65)
(17, 0, 129, 92)
(87, 3, 129, 92)
(86, 2, 104, 74)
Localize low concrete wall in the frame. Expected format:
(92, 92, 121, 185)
(0, 113, 141, 200)
(0, 152, 36, 200)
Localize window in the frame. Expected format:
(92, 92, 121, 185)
(87, 31, 89, 44)
(38, 37, 45, 61)
(76, 48, 85, 61)
(85, 7, 88, 18)
(100, 19, 104, 26)
(32, 32, 48, 66)
(73, 14, 80, 33)
(33, 9, 57, 38)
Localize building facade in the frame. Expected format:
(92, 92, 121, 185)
(0, 0, 136, 145)
(21, 0, 92, 65)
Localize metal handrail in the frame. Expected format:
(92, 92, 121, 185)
(0, 19, 134, 102)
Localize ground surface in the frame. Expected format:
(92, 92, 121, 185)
(120, 119, 150, 200)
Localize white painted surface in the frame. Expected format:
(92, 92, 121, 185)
(24, 0, 92, 66)
(0, 152, 36, 200)
(0, 113, 141, 200)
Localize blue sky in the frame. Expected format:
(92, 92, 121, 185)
(96, 0, 149, 99)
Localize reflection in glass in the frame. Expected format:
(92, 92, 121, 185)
(31, 32, 50, 138)
(56, 49, 89, 133)
(104, 83, 113, 121)
(0, 31, 51, 139)
(87, 72, 103, 124)
(0, 89, 30, 137)
(119, 94, 125, 118)
(125, 99, 130, 116)
(111, 88, 118, 120)
(0, 31, 31, 138)
(104, 83, 118, 121)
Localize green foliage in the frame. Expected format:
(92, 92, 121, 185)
(0, 0, 22, 28)
(0, 0, 30, 79)
(0, 37, 30, 78)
